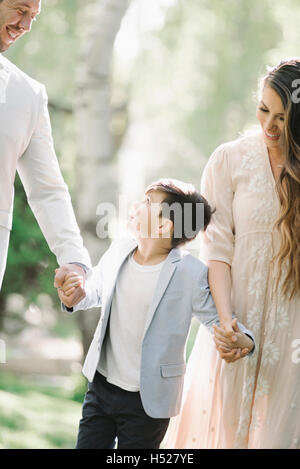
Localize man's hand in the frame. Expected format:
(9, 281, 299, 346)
(57, 272, 86, 309)
(54, 264, 86, 289)
(54, 264, 86, 309)
(213, 318, 254, 363)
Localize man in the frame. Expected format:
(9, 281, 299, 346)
(0, 0, 90, 299)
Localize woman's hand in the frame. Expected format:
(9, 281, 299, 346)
(219, 321, 238, 343)
(217, 347, 248, 363)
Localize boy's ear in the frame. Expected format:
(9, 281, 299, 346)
(159, 218, 173, 238)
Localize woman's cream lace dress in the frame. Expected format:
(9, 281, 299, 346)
(163, 130, 300, 449)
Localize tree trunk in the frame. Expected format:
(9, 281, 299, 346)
(75, 0, 131, 357)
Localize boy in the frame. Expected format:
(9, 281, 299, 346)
(58, 179, 254, 449)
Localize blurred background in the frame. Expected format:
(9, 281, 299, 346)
(0, 0, 299, 449)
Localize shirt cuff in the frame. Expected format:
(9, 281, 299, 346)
(68, 262, 90, 275)
(61, 302, 74, 313)
(244, 333, 255, 355)
(232, 313, 255, 356)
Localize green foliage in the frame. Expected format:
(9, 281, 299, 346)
(1, 175, 58, 303)
(6, 0, 80, 102)
(69, 373, 88, 403)
(130, 0, 295, 190)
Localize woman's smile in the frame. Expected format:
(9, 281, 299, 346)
(264, 128, 281, 141)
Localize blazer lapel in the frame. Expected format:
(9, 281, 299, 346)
(143, 248, 182, 339)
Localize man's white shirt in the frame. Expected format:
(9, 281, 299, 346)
(0, 52, 91, 288)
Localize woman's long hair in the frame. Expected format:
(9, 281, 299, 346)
(260, 58, 300, 300)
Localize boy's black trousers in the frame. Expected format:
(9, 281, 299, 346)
(76, 371, 170, 449)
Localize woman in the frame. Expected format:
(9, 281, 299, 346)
(163, 58, 300, 449)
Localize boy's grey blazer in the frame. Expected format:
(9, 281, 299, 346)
(68, 236, 254, 419)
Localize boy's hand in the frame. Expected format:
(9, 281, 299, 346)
(56, 271, 86, 309)
(213, 318, 254, 363)
(219, 321, 238, 343)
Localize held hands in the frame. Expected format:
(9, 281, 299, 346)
(213, 318, 254, 363)
(54, 264, 86, 309)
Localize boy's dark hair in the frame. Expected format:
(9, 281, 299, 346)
(145, 178, 215, 248)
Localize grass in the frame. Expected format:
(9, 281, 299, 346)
(0, 372, 84, 449)
(0, 322, 199, 449)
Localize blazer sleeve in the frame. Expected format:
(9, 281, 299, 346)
(16, 84, 91, 268)
(199, 143, 235, 267)
(62, 253, 105, 314)
(192, 264, 255, 354)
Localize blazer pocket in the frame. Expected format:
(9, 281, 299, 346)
(160, 362, 186, 378)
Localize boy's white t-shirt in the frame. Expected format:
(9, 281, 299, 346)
(97, 251, 166, 392)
